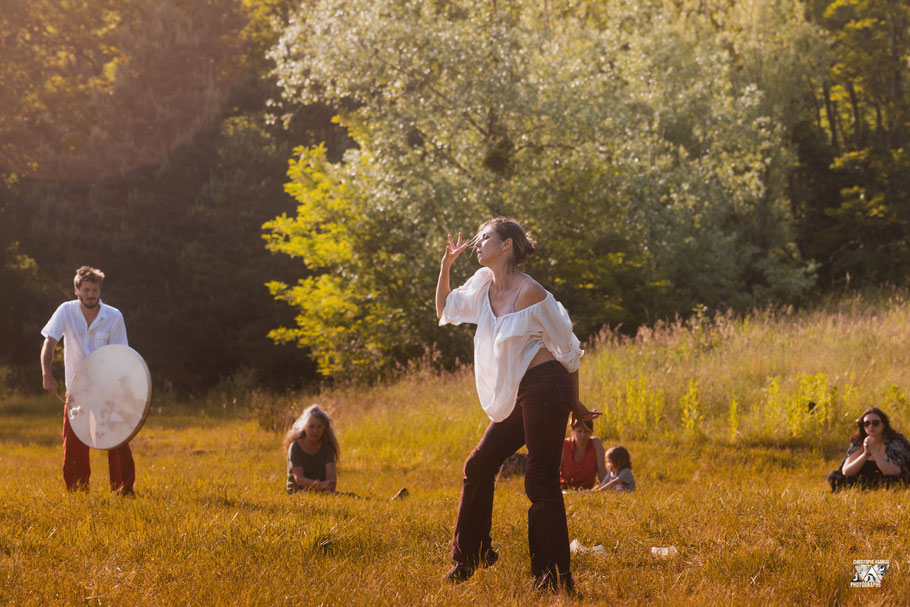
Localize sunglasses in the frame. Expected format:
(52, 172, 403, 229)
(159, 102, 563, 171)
(862, 419, 881, 428)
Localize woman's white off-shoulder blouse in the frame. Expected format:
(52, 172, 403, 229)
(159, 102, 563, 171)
(439, 267, 584, 422)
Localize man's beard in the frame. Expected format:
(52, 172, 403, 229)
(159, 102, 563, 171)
(80, 299, 99, 309)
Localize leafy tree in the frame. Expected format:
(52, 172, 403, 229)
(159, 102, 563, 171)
(1, 0, 334, 391)
(800, 0, 910, 286)
(0, 175, 58, 382)
(267, 0, 814, 378)
(15, 116, 319, 391)
(0, 0, 247, 180)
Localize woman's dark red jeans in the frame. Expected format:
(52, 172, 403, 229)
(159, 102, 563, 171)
(450, 360, 574, 588)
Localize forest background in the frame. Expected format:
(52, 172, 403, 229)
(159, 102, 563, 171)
(1, 0, 908, 394)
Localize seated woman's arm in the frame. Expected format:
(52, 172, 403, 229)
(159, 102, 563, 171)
(591, 477, 621, 492)
(592, 438, 607, 483)
(841, 448, 868, 477)
(322, 463, 337, 492)
(872, 444, 902, 476)
(843, 438, 903, 477)
(292, 464, 336, 492)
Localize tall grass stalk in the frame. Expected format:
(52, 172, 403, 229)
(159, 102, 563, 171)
(728, 397, 740, 443)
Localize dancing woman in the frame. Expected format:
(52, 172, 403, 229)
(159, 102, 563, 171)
(436, 217, 599, 592)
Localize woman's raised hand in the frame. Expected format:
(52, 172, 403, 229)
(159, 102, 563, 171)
(436, 232, 471, 318)
(863, 435, 876, 456)
(441, 232, 471, 268)
(572, 401, 602, 427)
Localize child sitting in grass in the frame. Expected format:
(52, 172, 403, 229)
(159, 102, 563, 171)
(591, 446, 636, 492)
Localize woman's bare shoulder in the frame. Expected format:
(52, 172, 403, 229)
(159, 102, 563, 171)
(515, 276, 547, 310)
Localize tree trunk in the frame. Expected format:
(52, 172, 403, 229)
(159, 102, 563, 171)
(833, 98, 847, 152)
(809, 80, 822, 130)
(822, 80, 839, 150)
(846, 81, 862, 149)
(875, 103, 884, 146)
(887, 0, 905, 145)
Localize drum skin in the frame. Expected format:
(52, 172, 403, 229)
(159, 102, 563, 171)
(67, 345, 151, 450)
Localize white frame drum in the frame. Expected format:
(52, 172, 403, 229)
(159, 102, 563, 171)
(67, 345, 151, 450)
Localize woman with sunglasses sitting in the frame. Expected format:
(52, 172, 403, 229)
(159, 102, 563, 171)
(827, 407, 910, 491)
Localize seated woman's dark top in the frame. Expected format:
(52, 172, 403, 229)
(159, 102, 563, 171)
(286, 440, 336, 493)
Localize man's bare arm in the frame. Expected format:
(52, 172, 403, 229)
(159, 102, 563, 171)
(41, 337, 59, 395)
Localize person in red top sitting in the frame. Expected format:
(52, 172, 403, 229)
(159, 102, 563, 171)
(559, 419, 607, 489)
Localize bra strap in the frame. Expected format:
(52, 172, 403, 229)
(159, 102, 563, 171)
(508, 278, 530, 314)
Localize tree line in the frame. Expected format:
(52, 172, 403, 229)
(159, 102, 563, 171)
(2, 0, 908, 390)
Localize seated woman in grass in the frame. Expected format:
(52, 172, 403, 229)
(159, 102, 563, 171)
(559, 419, 607, 490)
(284, 405, 339, 494)
(827, 407, 910, 492)
(591, 446, 636, 492)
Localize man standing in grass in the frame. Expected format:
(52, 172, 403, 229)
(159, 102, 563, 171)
(40, 266, 136, 494)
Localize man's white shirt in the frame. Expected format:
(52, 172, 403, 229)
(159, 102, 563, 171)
(42, 300, 128, 390)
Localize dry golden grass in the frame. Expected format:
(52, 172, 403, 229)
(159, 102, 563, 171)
(2, 293, 910, 605)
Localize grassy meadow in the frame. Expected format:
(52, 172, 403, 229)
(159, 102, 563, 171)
(3, 292, 910, 605)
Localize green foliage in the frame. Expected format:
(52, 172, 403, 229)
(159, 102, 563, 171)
(268, 0, 816, 377)
(9, 115, 318, 391)
(262, 145, 446, 376)
(680, 378, 703, 435)
(728, 397, 740, 442)
(574, 286, 910, 447)
(0, 0, 250, 180)
(885, 384, 908, 411)
(0, 175, 56, 373)
(0, 240, 45, 366)
(601, 375, 666, 439)
(798, 0, 910, 287)
(0, 0, 339, 392)
(755, 373, 848, 440)
(761, 377, 785, 437)
(3, 0, 908, 392)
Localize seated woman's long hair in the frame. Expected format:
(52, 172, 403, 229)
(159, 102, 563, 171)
(282, 404, 341, 462)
